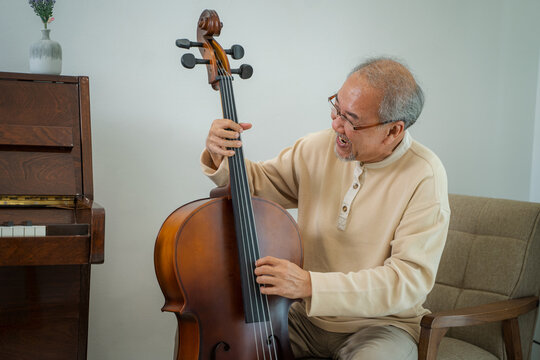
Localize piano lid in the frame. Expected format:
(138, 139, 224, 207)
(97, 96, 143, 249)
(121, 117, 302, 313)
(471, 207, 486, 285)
(0, 72, 94, 199)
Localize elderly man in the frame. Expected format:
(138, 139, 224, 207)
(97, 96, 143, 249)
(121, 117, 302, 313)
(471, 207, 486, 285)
(201, 57, 450, 360)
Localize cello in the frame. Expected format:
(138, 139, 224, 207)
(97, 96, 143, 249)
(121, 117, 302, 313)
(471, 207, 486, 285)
(154, 9, 303, 360)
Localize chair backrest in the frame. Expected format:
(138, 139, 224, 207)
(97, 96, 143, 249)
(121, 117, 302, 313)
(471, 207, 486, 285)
(424, 194, 540, 360)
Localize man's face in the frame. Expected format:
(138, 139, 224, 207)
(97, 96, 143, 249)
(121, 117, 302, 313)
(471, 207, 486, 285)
(331, 74, 390, 163)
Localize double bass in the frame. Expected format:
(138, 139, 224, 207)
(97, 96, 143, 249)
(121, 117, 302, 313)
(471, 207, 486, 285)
(154, 10, 303, 360)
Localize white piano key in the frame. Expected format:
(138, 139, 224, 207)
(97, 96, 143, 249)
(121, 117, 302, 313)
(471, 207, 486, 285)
(1, 226, 13, 237)
(13, 226, 24, 237)
(34, 226, 46, 236)
(24, 226, 35, 237)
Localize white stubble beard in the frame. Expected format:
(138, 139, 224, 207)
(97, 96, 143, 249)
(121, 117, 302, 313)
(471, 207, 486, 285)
(334, 142, 356, 162)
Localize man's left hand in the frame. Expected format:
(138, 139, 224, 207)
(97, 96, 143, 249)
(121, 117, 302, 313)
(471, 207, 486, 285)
(254, 256, 312, 299)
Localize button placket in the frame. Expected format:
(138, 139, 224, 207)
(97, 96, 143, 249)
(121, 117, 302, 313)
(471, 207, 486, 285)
(337, 165, 364, 230)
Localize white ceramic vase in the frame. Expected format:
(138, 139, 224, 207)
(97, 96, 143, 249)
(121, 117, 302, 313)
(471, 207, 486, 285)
(29, 29, 62, 75)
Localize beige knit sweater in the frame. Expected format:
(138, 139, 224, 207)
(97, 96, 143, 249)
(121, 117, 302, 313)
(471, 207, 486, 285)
(200, 128, 450, 341)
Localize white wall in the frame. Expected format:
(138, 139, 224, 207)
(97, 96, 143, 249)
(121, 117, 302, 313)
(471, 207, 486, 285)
(526, 23, 540, 359)
(1, 0, 539, 359)
(531, 51, 540, 203)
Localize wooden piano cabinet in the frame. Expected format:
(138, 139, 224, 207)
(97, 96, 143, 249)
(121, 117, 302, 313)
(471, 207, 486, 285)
(0, 72, 105, 360)
(0, 265, 91, 360)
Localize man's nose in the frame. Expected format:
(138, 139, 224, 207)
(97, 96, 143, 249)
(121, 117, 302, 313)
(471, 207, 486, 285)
(331, 114, 345, 132)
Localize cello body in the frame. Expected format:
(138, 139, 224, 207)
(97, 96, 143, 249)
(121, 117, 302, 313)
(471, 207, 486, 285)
(154, 196, 303, 359)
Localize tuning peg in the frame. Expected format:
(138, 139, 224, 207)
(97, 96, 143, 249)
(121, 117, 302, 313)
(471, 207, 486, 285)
(181, 53, 210, 69)
(176, 38, 204, 49)
(224, 45, 244, 60)
(231, 64, 253, 79)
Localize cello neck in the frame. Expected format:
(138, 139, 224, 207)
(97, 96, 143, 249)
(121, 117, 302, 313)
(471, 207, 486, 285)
(218, 71, 269, 323)
(218, 72, 250, 202)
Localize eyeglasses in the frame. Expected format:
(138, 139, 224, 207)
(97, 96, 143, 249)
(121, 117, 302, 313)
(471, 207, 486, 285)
(328, 93, 394, 131)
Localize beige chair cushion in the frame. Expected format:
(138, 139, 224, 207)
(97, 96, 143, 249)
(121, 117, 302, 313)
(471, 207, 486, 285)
(437, 337, 498, 360)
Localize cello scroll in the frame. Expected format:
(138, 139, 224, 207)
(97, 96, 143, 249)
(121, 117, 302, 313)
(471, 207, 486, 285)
(176, 9, 252, 90)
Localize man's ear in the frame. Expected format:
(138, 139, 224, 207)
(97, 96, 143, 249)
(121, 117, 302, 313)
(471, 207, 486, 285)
(383, 121, 405, 145)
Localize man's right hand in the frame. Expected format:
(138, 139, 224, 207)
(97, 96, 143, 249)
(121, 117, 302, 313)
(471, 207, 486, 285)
(206, 119, 252, 168)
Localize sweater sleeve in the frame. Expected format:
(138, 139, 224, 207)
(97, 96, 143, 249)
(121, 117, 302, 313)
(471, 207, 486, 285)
(200, 137, 306, 209)
(306, 175, 450, 318)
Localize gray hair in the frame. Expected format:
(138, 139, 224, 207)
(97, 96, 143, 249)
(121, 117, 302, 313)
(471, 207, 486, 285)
(350, 57, 424, 129)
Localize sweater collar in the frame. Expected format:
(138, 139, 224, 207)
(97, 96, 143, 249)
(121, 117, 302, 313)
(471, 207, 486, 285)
(361, 131, 411, 170)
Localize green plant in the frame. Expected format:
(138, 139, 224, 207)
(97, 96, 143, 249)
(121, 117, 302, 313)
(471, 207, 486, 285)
(28, 0, 56, 29)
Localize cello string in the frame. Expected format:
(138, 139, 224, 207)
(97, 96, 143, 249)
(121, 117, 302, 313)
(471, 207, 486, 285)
(220, 69, 276, 360)
(218, 67, 264, 360)
(224, 71, 279, 360)
(222, 71, 279, 359)
(222, 71, 278, 360)
(221, 71, 271, 360)
(218, 66, 267, 359)
(217, 67, 263, 360)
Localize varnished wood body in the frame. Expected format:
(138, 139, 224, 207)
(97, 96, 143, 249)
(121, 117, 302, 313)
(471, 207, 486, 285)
(0, 72, 104, 360)
(155, 196, 303, 360)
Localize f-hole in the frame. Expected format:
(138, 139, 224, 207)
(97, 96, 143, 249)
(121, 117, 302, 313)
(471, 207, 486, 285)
(211, 341, 230, 359)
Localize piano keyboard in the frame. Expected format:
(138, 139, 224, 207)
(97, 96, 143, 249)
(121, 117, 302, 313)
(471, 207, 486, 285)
(1, 223, 46, 237)
(0, 222, 89, 237)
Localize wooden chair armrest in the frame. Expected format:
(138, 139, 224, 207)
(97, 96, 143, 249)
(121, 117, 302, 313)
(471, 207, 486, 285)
(421, 296, 538, 329)
(418, 296, 539, 360)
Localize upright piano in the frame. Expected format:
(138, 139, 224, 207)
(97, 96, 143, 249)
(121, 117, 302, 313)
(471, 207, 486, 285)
(0, 72, 105, 360)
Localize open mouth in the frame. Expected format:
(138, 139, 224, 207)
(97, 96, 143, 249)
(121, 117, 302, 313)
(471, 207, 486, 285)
(334, 132, 355, 161)
(337, 133, 350, 146)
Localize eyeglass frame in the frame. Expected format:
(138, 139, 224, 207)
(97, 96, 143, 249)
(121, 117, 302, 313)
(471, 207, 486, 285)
(328, 93, 396, 131)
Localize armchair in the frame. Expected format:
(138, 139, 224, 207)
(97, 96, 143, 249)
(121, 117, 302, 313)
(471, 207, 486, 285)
(419, 194, 540, 360)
